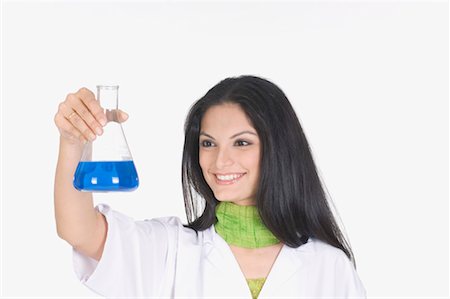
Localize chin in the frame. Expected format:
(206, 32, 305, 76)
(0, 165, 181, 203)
(215, 197, 256, 206)
(214, 196, 238, 203)
(214, 196, 234, 202)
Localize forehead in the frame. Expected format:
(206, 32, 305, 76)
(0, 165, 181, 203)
(201, 103, 253, 129)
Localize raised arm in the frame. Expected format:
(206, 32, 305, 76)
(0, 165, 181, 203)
(53, 87, 127, 260)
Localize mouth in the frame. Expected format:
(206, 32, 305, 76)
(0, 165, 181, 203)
(214, 173, 246, 185)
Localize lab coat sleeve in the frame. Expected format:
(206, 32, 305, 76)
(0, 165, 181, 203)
(72, 204, 177, 298)
(334, 250, 367, 298)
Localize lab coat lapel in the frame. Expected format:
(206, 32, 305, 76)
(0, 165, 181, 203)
(203, 229, 253, 298)
(258, 244, 309, 298)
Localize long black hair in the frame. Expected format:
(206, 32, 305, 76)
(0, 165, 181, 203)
(181, 75, 355, 264)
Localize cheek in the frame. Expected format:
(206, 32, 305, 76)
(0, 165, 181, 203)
(199, 154, 205, 172)
(198, 151, 209, 174)
(245, 149, 260, 173)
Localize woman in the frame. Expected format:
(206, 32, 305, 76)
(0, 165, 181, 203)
(54, 75, 366, 298)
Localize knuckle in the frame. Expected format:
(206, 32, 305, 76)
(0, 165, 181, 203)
(65, 93, 73, 100)
(58, 102, 68, 112)
(79, 87, 95, 98)
(79, 87, 92, 94)
(54, 113, 61, 124)
(67, 93, 78, 103)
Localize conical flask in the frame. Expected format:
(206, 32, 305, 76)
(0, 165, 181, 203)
(73, 85, 139, 192)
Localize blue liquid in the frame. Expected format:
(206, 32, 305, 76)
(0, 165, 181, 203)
(73, 161, 139, 192)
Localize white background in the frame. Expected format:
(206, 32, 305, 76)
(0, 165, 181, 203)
(1, 0, 448, 298)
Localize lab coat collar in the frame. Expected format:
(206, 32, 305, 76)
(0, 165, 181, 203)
(203, 225, 313, 297)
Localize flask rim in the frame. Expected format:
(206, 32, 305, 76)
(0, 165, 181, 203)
(97, 85, 119, 90)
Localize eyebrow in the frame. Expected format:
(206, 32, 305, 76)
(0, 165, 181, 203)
(199, 130, 257, 140)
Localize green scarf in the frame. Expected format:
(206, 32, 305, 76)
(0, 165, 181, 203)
(214, 201, 280, 248)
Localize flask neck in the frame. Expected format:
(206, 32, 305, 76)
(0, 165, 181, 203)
(97, 86, 119, 110)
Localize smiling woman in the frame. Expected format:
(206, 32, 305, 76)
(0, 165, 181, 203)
(55, 75, 366, 298)
(179, 75, 366, 297)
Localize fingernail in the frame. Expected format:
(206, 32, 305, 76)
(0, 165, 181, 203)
(122, 112, 129, 120)
(96, 127, 103, 135)
(100, 118, 107, 126)
(89, 133, 96, 140)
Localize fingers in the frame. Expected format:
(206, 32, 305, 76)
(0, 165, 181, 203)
(55, 87, 130, 144)
(77, 88, 107, 126)
(67, 94, 104, 137)
(57, 101, 97, 143)
(55, 87, 104, 144)
(54, 112, 88, 144)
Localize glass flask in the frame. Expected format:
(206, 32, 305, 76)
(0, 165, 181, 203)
(73, 85, 139, 192)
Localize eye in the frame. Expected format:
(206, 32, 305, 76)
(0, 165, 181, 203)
(200, 140, 214, 147)
(235, 140, 251, 146)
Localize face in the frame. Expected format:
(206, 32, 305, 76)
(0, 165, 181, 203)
(199, 103, 261, 206)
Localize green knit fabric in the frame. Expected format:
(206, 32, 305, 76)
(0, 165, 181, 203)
(214, 201, 280, 248)
(246, 278, 267, 299)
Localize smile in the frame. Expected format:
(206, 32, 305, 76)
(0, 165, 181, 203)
(214, 173, 245, 185)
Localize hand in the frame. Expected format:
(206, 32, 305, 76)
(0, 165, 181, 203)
(54, 87, 129, 144)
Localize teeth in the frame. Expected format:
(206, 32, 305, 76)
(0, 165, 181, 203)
(216, 173, 244, 181)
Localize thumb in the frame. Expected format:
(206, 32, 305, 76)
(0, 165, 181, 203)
(118, 110, 129, 122)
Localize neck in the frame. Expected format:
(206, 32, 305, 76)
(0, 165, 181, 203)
(214, 201, 280, 248)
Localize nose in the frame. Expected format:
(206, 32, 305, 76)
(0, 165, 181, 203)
(215, 146, 234, 169)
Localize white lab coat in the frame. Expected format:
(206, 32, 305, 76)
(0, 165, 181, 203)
(73, 204, 367, 298)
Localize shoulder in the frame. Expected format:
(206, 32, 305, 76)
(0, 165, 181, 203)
(95, 204, 214, 247)
(292, 237, 353, 267)
(308, 238, 348, 256)
(287, 239, 366, 297)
